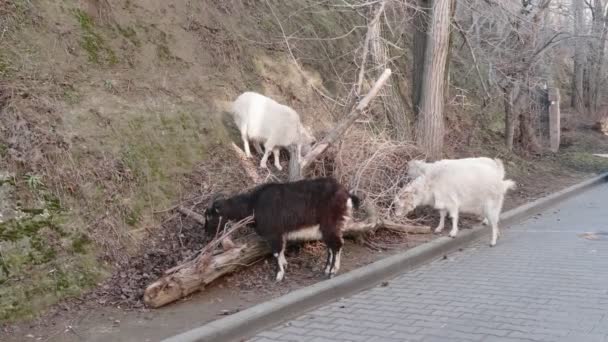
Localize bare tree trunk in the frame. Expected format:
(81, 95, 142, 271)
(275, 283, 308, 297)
(519, 110, 542, 154)
(288, 145, 302, 181)
(591, 5, 608, 114)
(369, 4, 411, 140)
(443, 0, 456, 100)
(415, 0, 451, 160)
(583, 66, 591, 109)
(503, 84, 517, 151)
(571, 0, 585, 113)
(587, 0, 607, 115)
(412, 0, 431, 117)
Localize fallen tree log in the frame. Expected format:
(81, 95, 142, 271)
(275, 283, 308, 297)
(144, 203, 430, 308)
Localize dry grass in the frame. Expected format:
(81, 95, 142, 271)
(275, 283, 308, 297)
(309, 125, 424, 221)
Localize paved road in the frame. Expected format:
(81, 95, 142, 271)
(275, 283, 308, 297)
(249, 183, 608, 342)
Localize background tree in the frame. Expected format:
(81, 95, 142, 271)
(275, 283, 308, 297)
(415, 0, 453, 159)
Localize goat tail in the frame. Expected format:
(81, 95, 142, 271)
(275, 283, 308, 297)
(348, 191, 361, 211)
(502, 179, 516, 192)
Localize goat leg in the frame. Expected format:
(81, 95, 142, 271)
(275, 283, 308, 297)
(253, 141, 264, 155)
(434, 210, 447, 234)
(327, 248, 338, 278)
(242, 133, 252, 158)
(448, 209, 460, 238)
(260, 149, 271, 169)
(323, 249, 333, 275)
(273, 147, 283, 171)
(274, 250, 287, 282)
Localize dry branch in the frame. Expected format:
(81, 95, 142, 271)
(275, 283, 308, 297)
(301, 69, 393, 171)
(144, 202, 429, 308)
(231, 142, 264, 184)
(177, 206, 205, 226)
(289, 68, 393, 181)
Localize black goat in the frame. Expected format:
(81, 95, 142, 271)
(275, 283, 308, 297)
(204, 177, 361, 281)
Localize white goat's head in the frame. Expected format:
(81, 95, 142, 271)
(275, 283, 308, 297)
(300, 125, 316, 156)
(393, 176, 427, 217)
(407, 159, 428, 179)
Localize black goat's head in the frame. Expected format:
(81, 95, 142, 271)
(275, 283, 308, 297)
(203, 193, 227, 237)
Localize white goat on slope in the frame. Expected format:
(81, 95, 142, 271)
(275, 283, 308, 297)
(231, 91, 315, 171)
(394, 157, 516, 246)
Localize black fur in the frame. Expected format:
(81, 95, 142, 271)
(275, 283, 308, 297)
(204, 177, 359, 279)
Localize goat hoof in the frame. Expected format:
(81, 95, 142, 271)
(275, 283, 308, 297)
(276, 166, 283, 171)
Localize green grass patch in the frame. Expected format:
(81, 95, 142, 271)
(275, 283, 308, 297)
(116, 109, 215, 213)
(0, 183, 103, 322)
(72, 9, 118, 65)
(558, 151, 608, 174)
(117, 25, 140, 46)
(0, 54, 9, 77)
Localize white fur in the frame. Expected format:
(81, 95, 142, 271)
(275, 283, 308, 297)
(324, 249, 333, 275)
(274, 250, 288, 282)
(231, 92, 315, 170)
(408, 157, 506, 179)
(323, 248, 342, 276)
(285, 226, 322, 241)
(395, 158, 516, 247)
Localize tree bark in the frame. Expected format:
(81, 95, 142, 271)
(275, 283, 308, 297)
(415, 0, 451, 160)
(369, 5, 411, 140)
(287, 145, 302, 181)
(144, 204, 431, 308)
(587, 0, 607, 115)
(591, 2, 608, 114)
(503, 84, 517, 151)
(412, 0, 431, 117)
(443, 0, 456, 100)
(571, 0, 585, 113)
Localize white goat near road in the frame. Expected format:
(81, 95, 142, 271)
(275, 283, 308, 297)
(394, 157, 516, 246)
(407, 157, 507, 226)
(231, 91, 315, 171)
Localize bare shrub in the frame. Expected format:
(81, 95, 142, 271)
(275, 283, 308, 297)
(309, 125, 423, 221)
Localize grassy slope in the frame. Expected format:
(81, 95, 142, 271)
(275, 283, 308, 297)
(0, 0, 362, 321)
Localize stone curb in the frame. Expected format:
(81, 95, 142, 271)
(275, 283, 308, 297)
(162, 172, 608, 342)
